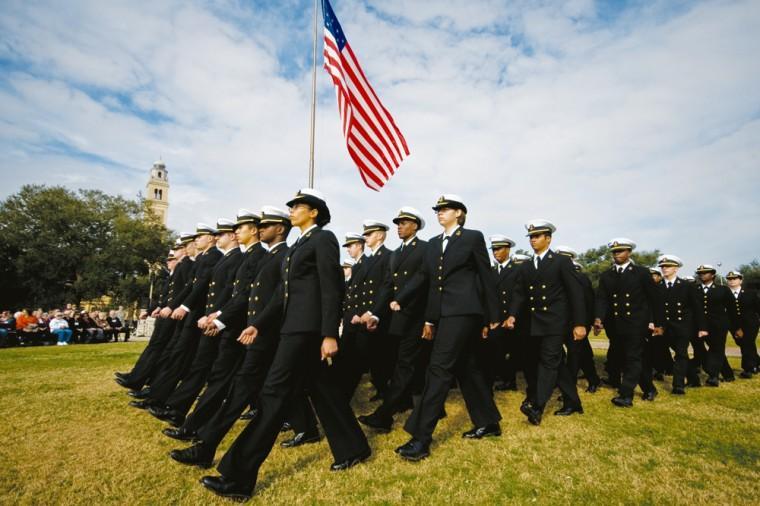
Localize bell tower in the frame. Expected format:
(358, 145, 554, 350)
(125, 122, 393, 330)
(146, 159, 169, 225)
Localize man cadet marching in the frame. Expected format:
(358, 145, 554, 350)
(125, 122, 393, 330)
(555, 246, 600, 393)
(338, 232, 366, 395)
(695, 264, 735, 386)
(594, 238, 664, 407)
(506, 220, 586, 425)
(656, 255, 707, 394)
(726, 270, 760, 378)
(342, 220, 392, 400)
(482, 234, 521, 391)
(358, 207, 430, 433)
(148, 218, 243, 426)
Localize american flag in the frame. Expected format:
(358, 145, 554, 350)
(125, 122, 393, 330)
(322, 0, 410, 191)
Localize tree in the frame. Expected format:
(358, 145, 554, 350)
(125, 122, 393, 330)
(737, 259, 760, 289)
(0, 185, 172, 309)
(576, 245, 662, 288)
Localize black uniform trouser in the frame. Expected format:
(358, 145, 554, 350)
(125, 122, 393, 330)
(653, 334, 674, 374)
(605, 332, 623, 386)
(617, 331, 655, 398)
(338, 326, 365, 399)
(180, 334, 246, 432)
(567, 333, 600, 387)
(507, 328, 538, 398)
(216, 332, 368, 488)
(664, 326, 690, 389)
(370, 329, 398, 397)
(732, 326, 759, 373)
(688, 335, 707, 383)
(126, 318, 177, 389)
(481, 327, 511, 385)
(534, 333, 581, 410)
(147, 318, 202, 404)
(404, 315, 501, 445)
(373, 328, 430, 420)
(703, 323, 729, 379)
(167, 327, 241, 416)
(194, 329, 318, 447)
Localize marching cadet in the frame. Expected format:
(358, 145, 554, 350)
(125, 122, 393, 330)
(116, 233, 196, 393)
(392, 195, 502, 461)
(201, 189, 370, 501)
(130, 223, 223, 409)
(695, 265, 735, 386)
(342, 258, 356, 285)
(726, 270, 760, 378)
(483, 234, 520, 391)
(657, 255, 707, 394)
(342, 220, 393, 401)
(507, 252, 539, 405)
(506, 221, 586, 425)
(358, 207, 431, 432)
(170, 206, 297, 467)
(338, 232, 367, 396)
(648, 266, 674, 379)
(594, 239, 664, 407)
(556, 246, 600, 393)
(148, 219, 243, 426)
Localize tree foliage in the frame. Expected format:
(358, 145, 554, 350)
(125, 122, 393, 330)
(0, 185, 172, 309)
(737, 259, 760, 289)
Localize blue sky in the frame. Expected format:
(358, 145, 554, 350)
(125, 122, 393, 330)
(1, 0, 758, 273)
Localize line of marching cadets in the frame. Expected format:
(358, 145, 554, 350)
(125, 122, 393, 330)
(114, 190, 760, 501)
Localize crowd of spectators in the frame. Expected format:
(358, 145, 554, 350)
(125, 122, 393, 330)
(0, 305, 134, 348)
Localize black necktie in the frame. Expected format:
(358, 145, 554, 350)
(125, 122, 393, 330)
(667, 281, 672, 289)
(442, 236, 449, 252)
(399, 243, 404, 252)
(535, 255, 541, 269)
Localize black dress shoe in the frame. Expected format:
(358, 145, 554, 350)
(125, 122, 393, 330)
(395, 439, 416, 454)
(149, 407, 185, 427)
(163, 426, 198, 442)
(705, 377, 720, 387)
(462, 423, 501, 439)
(239, 408, 258, 421)
(129, 399, 156, 409)
(115, 376, 137, 389)
(330, 448, 371, 471)
(642, 389, 658, 401)
(280, 421, 292, 433)
(200, 475, 253, 501)
(611, 396, 633, 407)
(554, 405, 584, 416)
(586, 383, 599, 393)
(686, 378, 702, 388)
(494, 380, 518, 392)
(128, 388, 151, 399)
(170, 443, 213, 468)
(520, 403, 542, 425)
(357, 413, 392, 433)
(398, 439, 430, 461)
(721, 376, 735, 383)
(280, 431, 320, 448)
(114, 371, 130, 380)
(671, 387, 686, 395)
(739, 371, 753, 379)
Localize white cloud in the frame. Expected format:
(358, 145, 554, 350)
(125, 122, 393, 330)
(0, 0, 758, 273)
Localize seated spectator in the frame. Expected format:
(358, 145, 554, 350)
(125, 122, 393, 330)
(16, 309, 40, 346)
(78, 311, 104, 343)
(49, 311, 72, 346)
(35, 310, 54, 345)
(106, 310, 129, 342)
(96, 311, 114, 342)
(63, 310, 80, 343)
(0, 310, 16, 347)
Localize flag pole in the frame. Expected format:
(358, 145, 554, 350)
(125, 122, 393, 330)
(308, 0, 318, 188)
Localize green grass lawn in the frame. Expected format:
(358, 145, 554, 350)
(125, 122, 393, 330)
(0, 342, 758, 504)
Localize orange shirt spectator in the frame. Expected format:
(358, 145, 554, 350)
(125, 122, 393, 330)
(16, 313, 37, 330)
